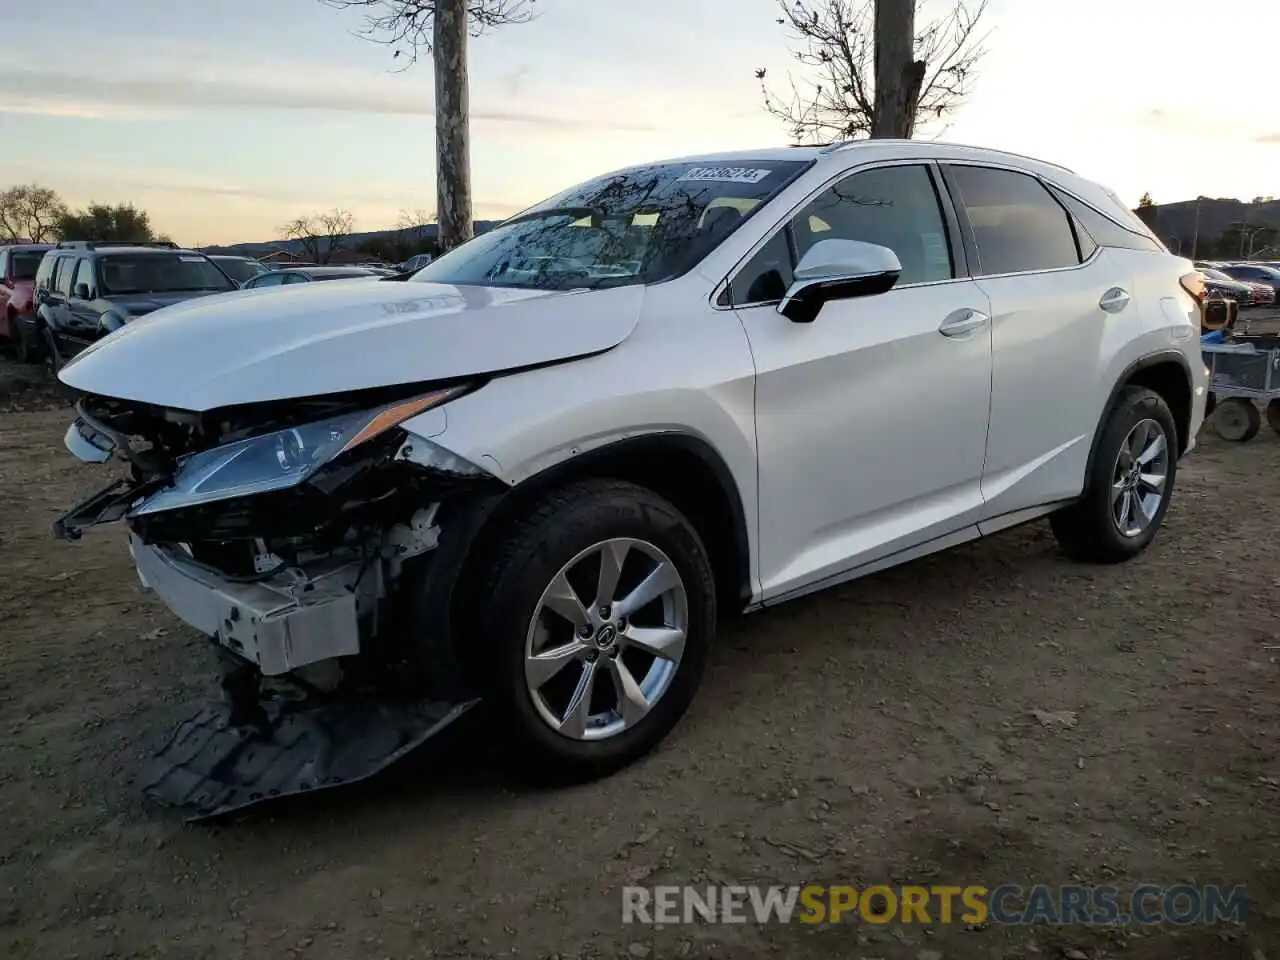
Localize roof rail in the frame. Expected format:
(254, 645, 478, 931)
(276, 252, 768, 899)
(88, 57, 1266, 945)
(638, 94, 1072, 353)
(55, 240, 181, 250)
(820, 138, 1076, 174)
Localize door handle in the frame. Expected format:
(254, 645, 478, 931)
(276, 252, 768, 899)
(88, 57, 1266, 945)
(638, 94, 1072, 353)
(1099, 287, 1130, 313)
(939, 308, 990, 337)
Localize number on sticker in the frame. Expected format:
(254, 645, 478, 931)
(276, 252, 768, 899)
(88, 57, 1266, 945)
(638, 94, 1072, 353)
(677, 167, 773, 184)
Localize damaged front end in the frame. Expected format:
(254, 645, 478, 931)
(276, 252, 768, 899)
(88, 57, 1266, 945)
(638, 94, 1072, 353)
(54, 383, 499, 819)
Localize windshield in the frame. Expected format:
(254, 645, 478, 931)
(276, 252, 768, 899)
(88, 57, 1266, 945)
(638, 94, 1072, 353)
(411, 159, 812, 291)
(1201, 268, 1232, 282)
(214, 258, 266, 282)
(98, 254, 236, 295)
(11, 251, 46, 281)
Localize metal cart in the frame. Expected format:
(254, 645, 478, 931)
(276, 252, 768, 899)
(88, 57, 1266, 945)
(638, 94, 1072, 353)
(1202, 335, 1280, 441)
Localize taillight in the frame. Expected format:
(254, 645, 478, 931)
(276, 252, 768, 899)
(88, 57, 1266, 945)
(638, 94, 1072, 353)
(1180, 271, 1205, 302)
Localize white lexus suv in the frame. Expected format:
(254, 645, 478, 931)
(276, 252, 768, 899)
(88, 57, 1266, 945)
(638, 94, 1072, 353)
(54, 139, 1208, 810)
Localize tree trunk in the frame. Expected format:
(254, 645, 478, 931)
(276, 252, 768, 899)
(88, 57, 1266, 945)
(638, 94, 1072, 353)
(434, 0, 473, 252)
(872, 0, 925, 139)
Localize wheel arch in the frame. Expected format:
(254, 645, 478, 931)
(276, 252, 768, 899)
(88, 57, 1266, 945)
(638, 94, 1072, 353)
(1086, 351, 1193, 479)
(457, 433, 754, 618)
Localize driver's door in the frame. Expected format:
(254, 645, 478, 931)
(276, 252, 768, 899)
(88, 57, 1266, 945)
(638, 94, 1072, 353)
(730, 161, 994, 603)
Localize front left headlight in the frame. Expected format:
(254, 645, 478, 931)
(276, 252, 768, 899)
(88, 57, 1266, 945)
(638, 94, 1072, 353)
(131, 386, 467, 516)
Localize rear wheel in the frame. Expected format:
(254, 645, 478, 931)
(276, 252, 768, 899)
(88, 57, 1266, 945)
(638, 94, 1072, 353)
(1266, 399, 1280, 436)
(466, 479, 716, 783)
(1214, 398, 1261, 442)
(1051, 386, 1177, 563)
(42, 327, 63, 375)
(10, 313, 37, 363)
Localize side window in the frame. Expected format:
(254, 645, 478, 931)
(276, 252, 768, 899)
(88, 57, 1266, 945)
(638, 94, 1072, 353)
(0, 250, 8, 280)
(1048, 186, 1162, 253)
(282, 272, 309, 284)
(792, 164, 954, 286)
(251, 272, 285, 287)
(52, 257, 75, 296)
(946, 166, 1080, 275)
(730, 230, 794, 305)
(71, 258, 95, 296)
(35, 255, 55, 290)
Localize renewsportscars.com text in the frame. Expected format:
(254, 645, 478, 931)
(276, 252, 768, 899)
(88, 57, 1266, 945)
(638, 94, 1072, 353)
(622, 884, 1248, 926)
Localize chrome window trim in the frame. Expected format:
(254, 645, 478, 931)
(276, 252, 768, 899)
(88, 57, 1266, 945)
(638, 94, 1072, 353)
(712, 158, 961, 310)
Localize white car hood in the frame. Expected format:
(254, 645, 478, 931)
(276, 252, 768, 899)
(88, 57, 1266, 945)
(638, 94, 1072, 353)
(58, 280, 645, 411)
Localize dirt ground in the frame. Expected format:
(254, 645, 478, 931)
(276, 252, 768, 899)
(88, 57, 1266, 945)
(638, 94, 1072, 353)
(3, 355, 1280, 960)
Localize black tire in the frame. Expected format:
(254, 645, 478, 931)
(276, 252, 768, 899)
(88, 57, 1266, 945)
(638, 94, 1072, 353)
(1050, 386, 1178, 564)
(42, 326, 63, 376)
(465, 479, 716, 783)
(1205, 392, 1217, 418)
(1266, 399, 1280, 437)
(10, 314, 37, 363)
(1214, 398, 1261, 442)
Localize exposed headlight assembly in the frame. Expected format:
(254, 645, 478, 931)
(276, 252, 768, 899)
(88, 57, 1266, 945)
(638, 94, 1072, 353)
(131, 386, 469, 516)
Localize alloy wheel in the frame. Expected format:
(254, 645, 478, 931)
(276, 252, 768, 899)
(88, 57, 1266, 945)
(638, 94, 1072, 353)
(523, 538, 688, 741)
(1111, 418, 1169, 538)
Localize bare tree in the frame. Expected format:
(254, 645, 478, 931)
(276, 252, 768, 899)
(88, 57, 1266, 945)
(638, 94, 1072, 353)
(0, 184, 69, 242)
(279, 208, 356, 263)
(321, 0, 536, 252)
(397, 206, 437, 244)
(757, 0, 988, 143)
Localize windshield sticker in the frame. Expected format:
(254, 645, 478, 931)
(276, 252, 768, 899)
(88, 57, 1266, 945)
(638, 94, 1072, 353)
(677, 167, 773, 184)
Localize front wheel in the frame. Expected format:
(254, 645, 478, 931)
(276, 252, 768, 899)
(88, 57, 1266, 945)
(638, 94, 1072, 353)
(467, 479, 716, 783)
(1051, 386, 1177, 563)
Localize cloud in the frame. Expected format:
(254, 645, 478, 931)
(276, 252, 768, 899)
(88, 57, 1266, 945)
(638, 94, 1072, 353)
(0, 66, 658, 131)
(1257, 133, 1280, 144)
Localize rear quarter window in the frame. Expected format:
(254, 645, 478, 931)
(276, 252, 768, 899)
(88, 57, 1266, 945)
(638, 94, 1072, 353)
(1048, 186, 1163, 253)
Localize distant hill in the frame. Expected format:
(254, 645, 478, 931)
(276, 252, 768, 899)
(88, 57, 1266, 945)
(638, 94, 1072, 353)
(1139, 197, 1280, 258)
(202, 221, 501, 259)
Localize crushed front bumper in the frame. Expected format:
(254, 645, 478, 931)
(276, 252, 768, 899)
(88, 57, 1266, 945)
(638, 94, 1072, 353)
(128, 535, 371, 676)
(143, 691, 477, 821)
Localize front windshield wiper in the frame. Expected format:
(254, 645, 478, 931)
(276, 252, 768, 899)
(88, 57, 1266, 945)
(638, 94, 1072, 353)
(502, 205, 607, 228)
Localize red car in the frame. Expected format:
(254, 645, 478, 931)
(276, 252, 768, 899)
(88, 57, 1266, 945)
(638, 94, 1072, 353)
(0, 242, 53, 361)
(1243, 281, 1276, 307)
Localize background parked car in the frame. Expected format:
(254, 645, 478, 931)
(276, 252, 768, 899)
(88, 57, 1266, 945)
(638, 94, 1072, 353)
(31, 241, 238, 370)
(240, 266, 383, 288)
(1217, 262, 1280, 300)
(0, 242, 54, 362)
(399, 252, 433, 272)
(1200, 267, 1268, 307)
(208, 255, 270, 286)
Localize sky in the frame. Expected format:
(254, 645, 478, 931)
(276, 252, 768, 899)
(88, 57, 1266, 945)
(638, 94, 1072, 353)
(1, 0, 1276, 246)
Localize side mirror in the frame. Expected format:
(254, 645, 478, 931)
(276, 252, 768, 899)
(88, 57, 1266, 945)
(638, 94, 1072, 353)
(74, 282, 91, 299)
(778, 239, 902, 324)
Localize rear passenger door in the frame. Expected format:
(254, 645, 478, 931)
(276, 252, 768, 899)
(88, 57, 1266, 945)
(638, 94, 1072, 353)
(939, 163, 1134, 524)
(45, 255, 76, 333)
